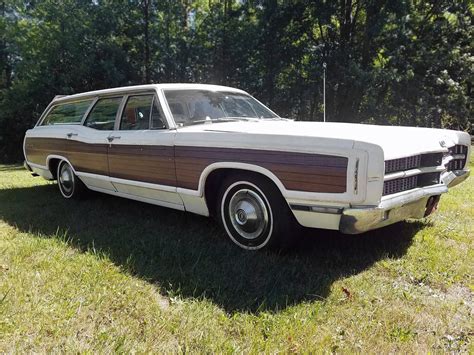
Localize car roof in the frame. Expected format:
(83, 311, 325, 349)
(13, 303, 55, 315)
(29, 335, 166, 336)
(52, 83, 248, 104)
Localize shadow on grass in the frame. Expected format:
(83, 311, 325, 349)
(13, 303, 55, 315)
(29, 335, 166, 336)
(0, 165, 23, 171)
(0, 183, 425, 313)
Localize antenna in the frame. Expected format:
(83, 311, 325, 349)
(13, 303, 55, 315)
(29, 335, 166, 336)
(323, 62, 327, 123)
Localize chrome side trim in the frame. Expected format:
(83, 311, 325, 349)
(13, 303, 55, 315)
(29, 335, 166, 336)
(75, 171, 177, 193)
(290, 204, 343, 214)
(384, 166, 445, 181)
(86, 185, 185, 211)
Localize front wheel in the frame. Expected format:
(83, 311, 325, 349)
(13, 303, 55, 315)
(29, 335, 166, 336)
(217, 173, 298, 250)
(57, 160, 85, 199)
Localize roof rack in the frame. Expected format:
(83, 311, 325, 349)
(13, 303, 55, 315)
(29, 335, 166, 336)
(53, 95, 67, 100)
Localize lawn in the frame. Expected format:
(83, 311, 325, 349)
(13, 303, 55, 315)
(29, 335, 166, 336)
(0, 154, 472, 353)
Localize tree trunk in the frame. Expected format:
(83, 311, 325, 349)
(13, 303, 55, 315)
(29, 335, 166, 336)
(0, 0, 11, 89)
(143, 0, 151, 83)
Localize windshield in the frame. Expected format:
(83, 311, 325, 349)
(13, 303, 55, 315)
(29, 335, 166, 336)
(163, 89, 279, 126)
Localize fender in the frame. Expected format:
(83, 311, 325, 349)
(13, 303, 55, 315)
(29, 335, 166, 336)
(176, 162, 288, 198)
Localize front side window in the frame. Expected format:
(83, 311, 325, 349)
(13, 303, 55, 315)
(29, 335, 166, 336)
(84, 97, 122, 130)
(41, 100, 93, 125)
(120, 95, 167, 130)
(163, 90, 278, 126)
(120, 95, 153, 130)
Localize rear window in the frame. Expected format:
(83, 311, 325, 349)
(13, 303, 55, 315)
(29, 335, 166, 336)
(41, 100, 93, 126)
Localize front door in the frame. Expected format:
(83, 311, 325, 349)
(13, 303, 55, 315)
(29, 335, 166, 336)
(107, 93, 182, 208)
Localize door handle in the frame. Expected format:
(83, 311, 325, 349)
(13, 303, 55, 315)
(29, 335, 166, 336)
(107, 135, 121, 142)
(66, 132, 78, 138)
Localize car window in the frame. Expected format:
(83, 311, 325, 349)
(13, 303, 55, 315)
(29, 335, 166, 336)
(119, 95, 167, 130)
(41, 100, 93, 126)
(84, 97, 122, 130)
(120, 95, 153, 130)
(163, 90, 278, 126)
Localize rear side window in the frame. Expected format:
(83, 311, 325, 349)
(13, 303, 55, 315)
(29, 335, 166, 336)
(41, 100, 93, 125)
(84, 97, 122, 130)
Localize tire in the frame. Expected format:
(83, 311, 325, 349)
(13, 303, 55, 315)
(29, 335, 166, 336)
(57, 160, 85, 199)
(217, 172, 298, 250)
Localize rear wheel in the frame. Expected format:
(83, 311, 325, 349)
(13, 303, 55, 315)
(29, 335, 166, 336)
(57, 160, 85, 199)
(217, 173, 297, 250)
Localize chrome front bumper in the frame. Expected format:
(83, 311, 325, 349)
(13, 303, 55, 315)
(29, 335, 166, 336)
(339, 170, 469, 234)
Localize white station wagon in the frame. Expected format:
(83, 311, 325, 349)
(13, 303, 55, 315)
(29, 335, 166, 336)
(23, 84, 471, 250)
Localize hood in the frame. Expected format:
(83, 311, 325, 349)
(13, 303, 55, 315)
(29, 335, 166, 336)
(177, 120, 470, 160)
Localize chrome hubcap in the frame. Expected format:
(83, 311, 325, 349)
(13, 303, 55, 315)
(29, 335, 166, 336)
(228, 189, 269, 240)
(59, 164, 73, 195)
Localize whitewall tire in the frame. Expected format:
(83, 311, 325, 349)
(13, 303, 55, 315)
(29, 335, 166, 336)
(57, 161, 84, 199)
(217, 173, 298, 250)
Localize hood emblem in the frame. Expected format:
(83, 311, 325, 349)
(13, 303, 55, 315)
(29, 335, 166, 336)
(439, 140, 446, 148)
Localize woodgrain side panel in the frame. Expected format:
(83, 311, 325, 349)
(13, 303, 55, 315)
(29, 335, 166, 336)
(25, 137, 348, 193)
(108, 144, 176, 186)
(175, 146, 348, 193)
(24, 137, 108, 175)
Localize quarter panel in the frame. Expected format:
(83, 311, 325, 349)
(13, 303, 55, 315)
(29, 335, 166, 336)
(24, 137, 108, 175)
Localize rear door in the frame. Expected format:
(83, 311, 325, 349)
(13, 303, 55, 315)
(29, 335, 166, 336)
(107, 92, 182, 208)
(73, 96, 124, 191)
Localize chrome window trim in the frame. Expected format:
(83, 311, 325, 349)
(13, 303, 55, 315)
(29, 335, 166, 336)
(114, 95, 129, 130)
(37, 98, 96, 127)
(80, 97, 99, 125)
(83, 95, 124, 131)
(150, 95, 168, 130)
(114, 92, 169, 131)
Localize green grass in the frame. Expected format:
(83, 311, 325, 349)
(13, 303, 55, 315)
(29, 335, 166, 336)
(0, 154, 473, 352)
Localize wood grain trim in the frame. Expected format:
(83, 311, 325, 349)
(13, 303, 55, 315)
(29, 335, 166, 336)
(174, 146, 348, 193)
(24, 137, 108, 175)
(25, 137, 348, 193)
(108, 143, 176, 186)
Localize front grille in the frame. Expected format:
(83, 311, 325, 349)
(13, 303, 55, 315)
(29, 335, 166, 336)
(385, 152, 444, 174)
(383, 173, 441, 196)
(385, 155, 421, 173)
(447, 145, 468, 171)
(383, 176, 417, 195)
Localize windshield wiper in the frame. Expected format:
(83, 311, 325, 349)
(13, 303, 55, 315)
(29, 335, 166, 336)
(183, 118, 239, 126)
(184, 117, 261, 126)
(182, 116, 286, 127)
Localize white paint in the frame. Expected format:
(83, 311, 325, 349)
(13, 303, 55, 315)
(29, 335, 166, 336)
(292, 210, 341, 230)
(175, 120, 471, 160)
(30, 165, 53, 179)
(179, 193, 210, 216)
(49, 84, 247, 106)
(86, 185, 185, 211)
(75, 172, 116, 191)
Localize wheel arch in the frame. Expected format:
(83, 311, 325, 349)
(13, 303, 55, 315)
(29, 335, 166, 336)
(200, 163, 288, 216)
(46, 155, 76, 180)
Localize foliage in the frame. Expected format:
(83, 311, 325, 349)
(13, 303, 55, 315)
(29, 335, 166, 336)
(0, 0, 473, 162)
